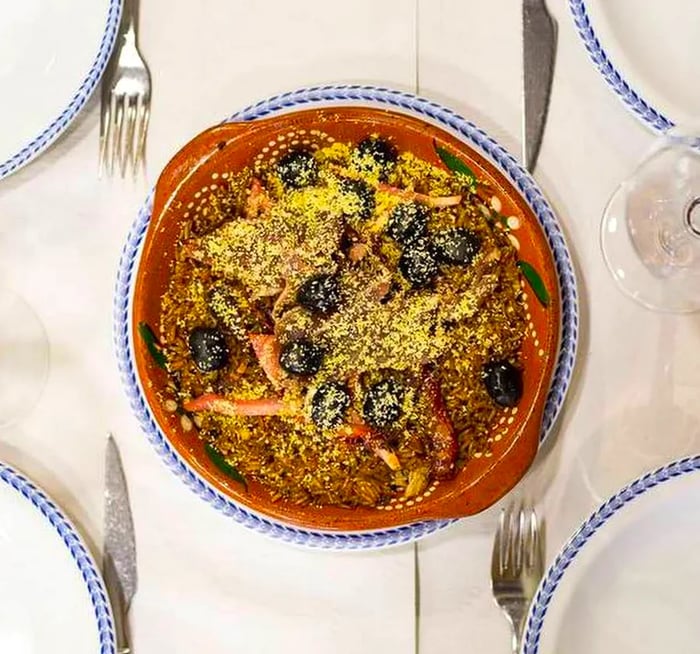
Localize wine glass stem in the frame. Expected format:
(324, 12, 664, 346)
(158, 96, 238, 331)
(657, 198, 700, 260)
(685, 197, 700, 236)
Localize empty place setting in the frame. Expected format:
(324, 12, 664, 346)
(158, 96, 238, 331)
(0, 462, 114, 653)
(0, 1, 699, 653)
(0, 0, 120, 179)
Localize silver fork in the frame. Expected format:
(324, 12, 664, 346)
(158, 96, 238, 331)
(491, 503, 545, 654)
(99, 0, 151, 178)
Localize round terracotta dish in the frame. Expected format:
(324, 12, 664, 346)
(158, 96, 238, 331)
(115, 86, 578, 548)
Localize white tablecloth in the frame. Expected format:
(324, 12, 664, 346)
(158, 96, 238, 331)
(1, 1, 699, 652)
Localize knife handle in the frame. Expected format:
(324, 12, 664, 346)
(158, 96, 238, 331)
(104, 553, 132, 654)
(522, 0, 558, 172)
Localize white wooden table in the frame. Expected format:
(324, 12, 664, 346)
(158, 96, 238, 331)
(1, 1, 699, 652)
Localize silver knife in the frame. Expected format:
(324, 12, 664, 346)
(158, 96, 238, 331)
(522, 0, 557, 172)
(104, 434, 137, 654)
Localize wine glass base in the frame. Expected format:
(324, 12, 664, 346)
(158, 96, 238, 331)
(0, 289, 49, 427)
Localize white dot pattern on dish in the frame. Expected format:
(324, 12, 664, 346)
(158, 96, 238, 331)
(254, 129, 336, 171)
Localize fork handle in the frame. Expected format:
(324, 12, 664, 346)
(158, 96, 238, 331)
(121, 0, 140, 38)
(511, 621, 523, 654)
(507, 608, 528, 654)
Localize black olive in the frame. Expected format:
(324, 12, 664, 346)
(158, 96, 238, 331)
(296, 275, 341, 316)
(276, 150, 319, 188)
(310, 382, 351, 428)
(363, 378, 404, 428)
(355, 137, 398, 180)
(357, 137, 398, 166)
(433, 228, 481, 265)
(188, 327, 229, 372)
(483, 361, 523, 407)
(279, 339, 324, 376)
(387, 202, 429, 245)
(340, 178, 375, 220)
(398, 239, 439, 288)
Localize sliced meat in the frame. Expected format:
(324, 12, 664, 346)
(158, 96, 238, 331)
(187, 186, 346, 299)
(248, 334, 284, 388)
(339, 423, 401, 471)
(184, 394, 294, 417)
(245, 177, 272, 219)
(421, 372, 458, 479)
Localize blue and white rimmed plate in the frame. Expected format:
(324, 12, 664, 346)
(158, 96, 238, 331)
(114, 85, 579, 550)
(0, 462, 115, 653)
(570, 0, 698, 132)
(0, 0, 121, 180)
(524, 456, 700, 654)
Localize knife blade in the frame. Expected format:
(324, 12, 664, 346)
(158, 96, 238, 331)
(522, 0, 557, 172)
(104, 434, 137, 653)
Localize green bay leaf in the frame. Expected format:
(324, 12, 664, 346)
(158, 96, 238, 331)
(517, 261, 550, 308)
(205, 444, 248, 490)
(137, 322, 167, 369)
(433, 141, 477, 186)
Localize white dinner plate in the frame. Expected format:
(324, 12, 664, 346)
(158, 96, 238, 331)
(570, 0, 699, 132)
(0, 0, 121, 179)
(523, 457, 700, 654)
(0, 462, 115, 653)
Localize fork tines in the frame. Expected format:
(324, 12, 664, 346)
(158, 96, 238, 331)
(492, 502, 545, 588)
(100, 89, 150, 178)
(99, 10, 152, 179)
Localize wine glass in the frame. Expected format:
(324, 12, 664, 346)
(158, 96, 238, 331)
(0, 287, 49, 427)
(601, 124, 700, 313)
